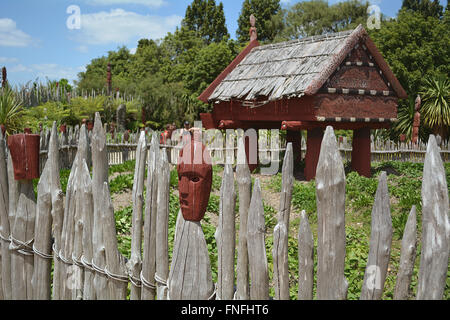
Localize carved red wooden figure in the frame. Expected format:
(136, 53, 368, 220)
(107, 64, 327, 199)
(177, 128, 212, 222)
(412, 95, 421, 144)
(8, 128, 40, 180)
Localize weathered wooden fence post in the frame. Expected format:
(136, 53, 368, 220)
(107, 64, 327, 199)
(0, 130, 10, 300)
(91, 112, 110, 299)
(128, 131, 147, 299)
(298, 210, 314, 300)
(141, 133, 159, 300)
(155, 148, 170, 300)
(394, 206, 417, 300)
(235, 135, 251, 300)
(273, 143, 293, 300)
(102, 182, 129, 300)
(215, 164, 236, 300)
(71, 124, 96, 300)
(71, 124, 93, 300)
(417, 135, 449, 300)
(9, 172, 36, 300)
(59, 135, 80, 300)
(247, 178, 269, 300)
(32, 122, 63, 300)
(8, 130, 40, 300)
(168, 213, 215, 300)
(316, 126, 348, 300)
(360, 171, 392, 300)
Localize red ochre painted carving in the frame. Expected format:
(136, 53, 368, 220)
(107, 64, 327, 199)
(8, 129, 40, 180)
(327, 66, 389, 91)
(314, 94, 397, 119)
(177, 130, 213, 222)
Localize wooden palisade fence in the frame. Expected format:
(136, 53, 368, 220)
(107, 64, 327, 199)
(37, 126, 450, 175)
(0, 116, 448, 300)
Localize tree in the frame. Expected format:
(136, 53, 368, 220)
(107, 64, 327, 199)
(184, 40, 236, 96)
(369, 9, 449, 96)
(76, 46, 134, 94)
(236, 0, 282, 44)
(273, 0, 370, 41)
(402, 0, 444, 19)
(129, 39, 165, 79)
(182, 0, 229, 44)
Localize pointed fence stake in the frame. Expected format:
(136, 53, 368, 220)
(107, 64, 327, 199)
(141, 133, 159, 300)
(417, 135, 450, 300)
(247, 178, 269, 300)
(316, 126, 348, 300)
(91, 113, 110, 299)
(394, 206, 417, 300)
(298, 210, 314, 300)
(273, 143, 294, 300)
(360, 171, 392, 300)
(32, 122, 62, 300)
(127, 131, 147, 300)
(155, 148, 170, 300)
(235, 135, 252, 300)
(216, 164, 236, 300)
(0, 130, 10, 300)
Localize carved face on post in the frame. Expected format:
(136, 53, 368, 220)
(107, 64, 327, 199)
(177, 132, 212, 222)
(415, 95, 421, 112)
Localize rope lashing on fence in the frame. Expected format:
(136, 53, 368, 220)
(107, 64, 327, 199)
(71, 253, 85, 268)
(9, 235, 34, 256)
(154, 273, 167, 287)
(129, 273, 142, 288)
(140, 271, 156, 290)
(33, 243, 54, 260)
(208, 283, 217, 301)
(81, 255, 96, 272)
(0, 232, 10, 242)
(105, 267, 129, 283)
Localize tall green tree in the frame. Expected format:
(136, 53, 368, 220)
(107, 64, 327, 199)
(182, 0, 229, 44)
(273, 0, 370, 41)
(402, 0, 444, 18)
(369, 9, 449, 96)
(236, 0, 282, 44)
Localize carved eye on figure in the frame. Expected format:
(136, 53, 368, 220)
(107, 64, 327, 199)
(191, 176, 200, 183)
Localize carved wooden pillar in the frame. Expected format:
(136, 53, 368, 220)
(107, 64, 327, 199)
(304, 128, 324, 181)
(352, 128, 371, 178)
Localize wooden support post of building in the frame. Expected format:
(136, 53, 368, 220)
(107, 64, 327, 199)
(304, 127, 324, 181)
(286, 130, 302, 167)
(352, 128, 371, 177)
(245, 129, 259, 173)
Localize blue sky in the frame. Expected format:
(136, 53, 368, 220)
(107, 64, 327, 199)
(0, 0, 444, 87)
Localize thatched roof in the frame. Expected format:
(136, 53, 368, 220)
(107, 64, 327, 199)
(202, 25, 406, 104)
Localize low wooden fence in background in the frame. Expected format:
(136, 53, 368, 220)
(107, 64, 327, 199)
(0, 115, 448, 300)
(37, 126, 449, 173)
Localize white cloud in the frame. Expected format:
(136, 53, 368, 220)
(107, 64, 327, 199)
(10, 64, 33, 73)
(9, 63, 83, 82)
(31, 64, 82, 81)
(129, 47, 137, 54)
(87, 0, 166, 7)
(76, 45, 89, 53)
(75, 9, 182, 45)
(0, 18, 33, 47)
(0, 57, 19, 64)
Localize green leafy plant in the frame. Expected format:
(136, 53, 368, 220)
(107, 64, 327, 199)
(0, 86, 24, 134)
(420, 75, 450, 139)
